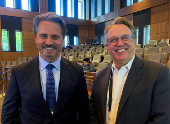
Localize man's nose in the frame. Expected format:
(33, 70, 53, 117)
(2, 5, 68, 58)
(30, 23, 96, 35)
(45, 37, 53, 44)
(117, 38, 124, 46)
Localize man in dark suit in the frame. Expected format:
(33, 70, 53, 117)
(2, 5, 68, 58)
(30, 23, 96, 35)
(89, 17, 170, 124)
(1, 12, 89, 124)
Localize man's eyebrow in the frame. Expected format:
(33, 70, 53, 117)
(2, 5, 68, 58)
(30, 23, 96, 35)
(109, 34, 130, 39)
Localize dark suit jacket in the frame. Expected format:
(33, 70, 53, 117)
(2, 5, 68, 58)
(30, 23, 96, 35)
(1, 56, 89, 124)
(89, 56, 170, 124)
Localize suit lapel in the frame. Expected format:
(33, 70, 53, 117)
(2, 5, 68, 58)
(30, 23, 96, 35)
(100, 66, 112, 120)
(117, 56, 143, 117)
(27, 56, 51, 113)
(54, 57, 70, 114)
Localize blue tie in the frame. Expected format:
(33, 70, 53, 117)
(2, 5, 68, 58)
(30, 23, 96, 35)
(46, 64, 56, 110)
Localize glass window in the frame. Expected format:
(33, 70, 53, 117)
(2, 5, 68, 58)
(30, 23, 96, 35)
(15, 31, 23, 52)
(74, 36, 78, 45)
(136, 27, 139, 44)
(127, 0, 133, 6)
(105, 0, 110, 14)
(78, 0, 84, 19)
(22, 0, 30, 11)
(97, 0, 102, 16)
(91, 0, 95, 19)
(101, 35, 104, 45)
(2, 29, 9, 51)
(56, 0, 63, 16)
(64, 35, 69, 47)
(143, 25, 150, 47)
(6, 0, 14, 8)
(67, 0, 74, 17)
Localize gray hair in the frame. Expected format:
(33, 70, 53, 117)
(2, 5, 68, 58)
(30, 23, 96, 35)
(104, 17, 136, 44)
(33, 12, 67, 39)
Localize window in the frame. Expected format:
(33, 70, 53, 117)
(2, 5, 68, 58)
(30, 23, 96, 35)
(136, 27, 139, 44)
(64, 35, 69, 47)
(127, 0, 133, 6)
(78, 0, 84, 19)
(91, 0, 95, 19)
(138, 0, 143, 2)
(56, 0, 63, 16)
(74, 36, 78, 45)
(67, 0, 74, 17)
(105, 0, 110, 14)
(143, 25, 150, 47)
(15, 31, 23, 52)
(2, 29, 9, 51)
(22, 0, 30, 11)
(6, 0, 14, 8)
(97, 0, 102, 16)
(101, 35, 104, 45)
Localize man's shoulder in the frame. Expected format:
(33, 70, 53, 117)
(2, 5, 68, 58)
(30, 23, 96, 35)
(135, 56, 168, 72)
(61, 57, 83, 70)
(12, 57, 38, 72)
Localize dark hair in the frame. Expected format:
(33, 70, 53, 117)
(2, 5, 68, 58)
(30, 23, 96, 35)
(83, 58, 90, 63)
(33, 12, 67, 38)
(104, 17, 136, 44)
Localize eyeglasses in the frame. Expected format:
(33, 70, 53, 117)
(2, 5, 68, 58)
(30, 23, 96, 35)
(107, 35, 133, 46)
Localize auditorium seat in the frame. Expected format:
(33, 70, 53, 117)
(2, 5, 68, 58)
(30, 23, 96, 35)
(70, 49, 75, 53)
(17, 57, 22, 61)
(92, 55, 102, 67)
(64, 48, 69, 52)
(17, 61, 23, 65)
(144, 47, 158, 60)
(12, 61, 17, 66)
(1, 61, 6, 66)
(96, 62, 109, 72)
(103, 55, 112, 63)
(135, 44, 141, 48)
(149, 40, 158, 46)
(158, 42, 167, 47)
(28, 57, 33, 61)
(161, 39, 169, 44)
(135, 48, 144, 58)
(77, 51, 85, 62)
(22, 57, 27, 62)
(162, 46, 170, 53)
(6, 61, 12, 66)
(148, 53, 162, 63)
(145, 43, 155, 48)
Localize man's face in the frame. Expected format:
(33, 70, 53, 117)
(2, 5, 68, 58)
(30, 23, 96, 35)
(106, 24, 136, 67)
(83, 61, 89, 66)
(35, 21, 64, 62)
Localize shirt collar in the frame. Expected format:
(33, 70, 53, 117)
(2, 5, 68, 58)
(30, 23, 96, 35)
(112, 55, 135, 71)
(39, 53, 61, 71)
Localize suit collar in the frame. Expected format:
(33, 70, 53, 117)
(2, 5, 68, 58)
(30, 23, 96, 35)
(117, 56, 143, 117)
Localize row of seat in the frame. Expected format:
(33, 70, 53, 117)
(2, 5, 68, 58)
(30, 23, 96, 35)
(17, 57, 33, 62)
(0, 57, 34, 67)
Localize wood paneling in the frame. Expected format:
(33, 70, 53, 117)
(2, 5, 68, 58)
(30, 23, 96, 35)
(150, 3, 169, 41)
(119, 0, 169, 17)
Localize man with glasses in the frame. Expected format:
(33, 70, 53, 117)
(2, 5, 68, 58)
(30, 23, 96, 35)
(89, 17, 170, 124)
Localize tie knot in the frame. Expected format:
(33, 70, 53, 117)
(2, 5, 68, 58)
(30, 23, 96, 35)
(46, 64, 54, 71)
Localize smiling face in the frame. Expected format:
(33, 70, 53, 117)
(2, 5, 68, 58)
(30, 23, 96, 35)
(35, 21, 64, 63)
(106, 24, 136, 69)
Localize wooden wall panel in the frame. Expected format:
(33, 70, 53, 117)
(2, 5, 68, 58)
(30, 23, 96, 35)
(150, 3, 169, 41)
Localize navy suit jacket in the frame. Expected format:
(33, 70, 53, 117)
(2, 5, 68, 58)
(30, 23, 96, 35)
(1, 56, 89, 124)
(89, 56, 170, 124)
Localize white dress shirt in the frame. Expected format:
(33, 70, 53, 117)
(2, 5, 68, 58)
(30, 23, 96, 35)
(107, 55, 135, 124)
(39, 54, 61, 102)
